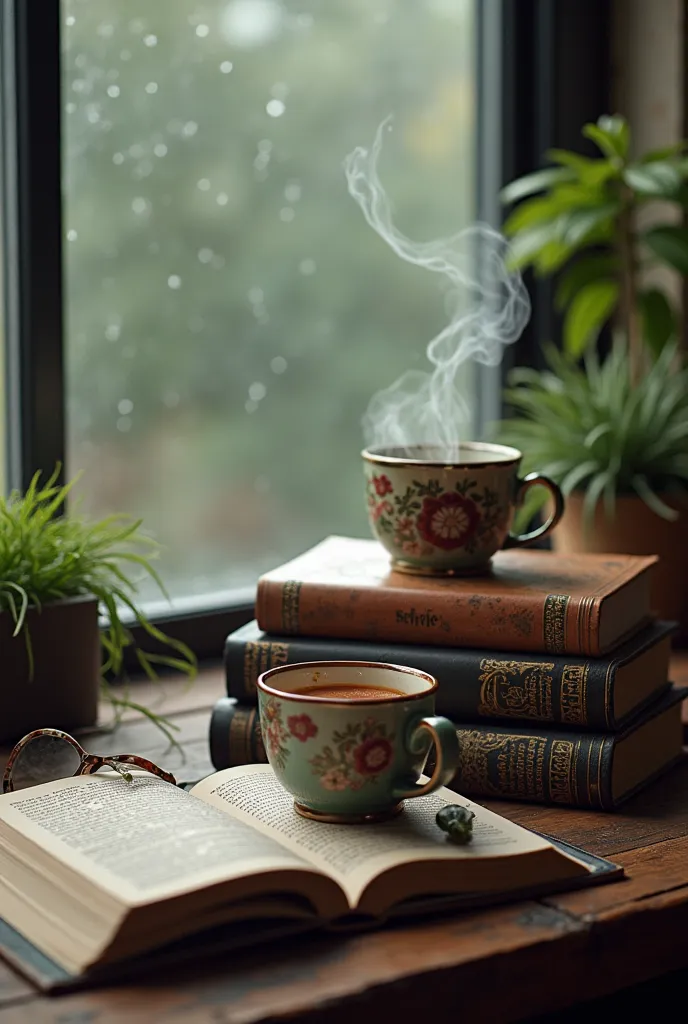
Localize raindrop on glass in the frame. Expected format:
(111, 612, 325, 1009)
(196, 24, 210, 37)
(116, 417, 132, 433)
(266, 99, 285, 118)
(216, 192, 229, 206)
(284, 183, 301, 203)
(183, 121, 198, 137)
(248, 287, 264, 305)
(245, 400, 258, 414)
(299, 258, 316, 275)
(220, 61, 234, 73)
(168, 275, 182, 290)
(105, 324, 121, 342)
(112, 152, 124, 165)
(107, 84, 120, 98)
(198, 248, 214, 263)
(131, 197, 149, 215)
(153, 143, 168, 157)
(66, 229, 78, 242)
(270, 356, 287, 374)
(248, 381, 267, 401)
(144, 34, 158, 46)
(118, 398, 134, 415)
(145, 82, 159, 94)
(279, 207, 295, 222)
(197, 178, 211, 191)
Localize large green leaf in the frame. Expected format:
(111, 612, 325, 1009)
(641, 143, 688, 163)
(623, 161, 683, 198)
(554, 253, 618, 311)
(546, 149, 619, 187)
(500, 167, 576, 205)
(562, 203, 619, 246)
(502, 195, 564, 235)
(583, 116, 629, 160)
(506, 220, 569, 271)
(563, 280, 619, 357)
(639, 288, 677, 356)
(643, 226, 688, 275)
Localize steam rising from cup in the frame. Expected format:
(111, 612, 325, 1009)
(344, 117, 531, 462)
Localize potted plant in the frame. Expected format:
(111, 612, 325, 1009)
(0, 467, 196, 743)
(496, 114, 688, 637)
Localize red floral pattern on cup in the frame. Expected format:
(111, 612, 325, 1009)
(372, 474, 393, 496)
(353, 736, 393, 775)
(287, 714, 318, 743)
(416, 491, 480, 550)
(309, 717, 395, 792)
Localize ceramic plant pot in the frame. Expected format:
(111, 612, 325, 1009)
(0, 595, 101, 743)
(551, 492, 688, 644)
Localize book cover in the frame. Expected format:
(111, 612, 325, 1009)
(224, 619, 676, 731)
(255, 536, 658, 655)
(209, 687, 687, 811)
(0, 766, 624, 991)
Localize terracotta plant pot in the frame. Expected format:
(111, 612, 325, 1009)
(551, 492, 688, 644)
(0, 595, 101, 743)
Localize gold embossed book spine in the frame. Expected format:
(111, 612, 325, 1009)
(224, 620, 675, 731)
(208, 688, 686, 810)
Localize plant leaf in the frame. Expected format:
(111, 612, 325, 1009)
(500, 167, 576, 206)
(623, 161, 683, 198)
(582, 119, 627, 161)
(555, 253, 618, 311)
(643, 226, 688, 275)
(563, 280, 619, 357)
(639, 288, 677, 356)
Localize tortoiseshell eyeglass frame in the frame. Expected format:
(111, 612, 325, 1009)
(2, 728, 177, 794)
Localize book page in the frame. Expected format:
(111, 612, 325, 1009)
(194, 764, 583, 909)
(0, 772, 325, 906)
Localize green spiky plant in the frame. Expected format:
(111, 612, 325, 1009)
(497, 114, 688, 523)
(0, 467, 197, 743)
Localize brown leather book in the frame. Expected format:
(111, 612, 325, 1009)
(255, 536, 658, 656)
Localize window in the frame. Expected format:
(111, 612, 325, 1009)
(2, 0, 612, 654)
(61, 0, 477, 606)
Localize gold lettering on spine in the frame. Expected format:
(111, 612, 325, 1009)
(544, 594, 569, 653)
(560, 665, 588, 724)
(456, 729, 546, 800)
(478, 659, 555, 721)
(281, 580, 302, 633)
(243, 641, 290, 695)
(549, 739, 575, 804)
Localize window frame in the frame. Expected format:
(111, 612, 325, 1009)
(1, 0, 611, 667)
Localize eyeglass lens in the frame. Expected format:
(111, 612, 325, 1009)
(10, 734, 83, 791)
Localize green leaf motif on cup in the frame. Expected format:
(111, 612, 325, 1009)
(261, 696, 291, 772)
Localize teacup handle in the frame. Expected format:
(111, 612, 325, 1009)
(503, 473, 565, 549)
(392, 716, 460, 801)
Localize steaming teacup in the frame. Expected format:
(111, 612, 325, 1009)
(362, 442, 564, 576)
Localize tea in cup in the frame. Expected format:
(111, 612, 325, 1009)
(362, 441, 564, 576)
(256, 661, 460, 823)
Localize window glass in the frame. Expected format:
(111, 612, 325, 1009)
(62, 0, 477, 602)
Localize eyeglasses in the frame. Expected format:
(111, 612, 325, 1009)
(2, 728, 177, 794)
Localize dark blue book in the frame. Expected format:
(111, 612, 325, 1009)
(224, 619, 676, 731)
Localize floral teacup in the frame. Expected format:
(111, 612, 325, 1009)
(363, 442, 564, 576)
(256, 661, 460, 824)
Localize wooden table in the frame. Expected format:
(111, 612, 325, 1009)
(2, 656, 688, 1023)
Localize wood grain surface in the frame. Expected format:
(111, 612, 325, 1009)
(0, 654, 687, 1023)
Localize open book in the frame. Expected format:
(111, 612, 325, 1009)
(0, 764, 622, 990)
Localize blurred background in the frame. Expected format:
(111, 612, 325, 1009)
(61, 0, 477, 604)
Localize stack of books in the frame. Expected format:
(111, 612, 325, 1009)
(209, 535, 686, 809)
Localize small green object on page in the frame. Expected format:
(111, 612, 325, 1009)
(436, 804, 476, 844)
